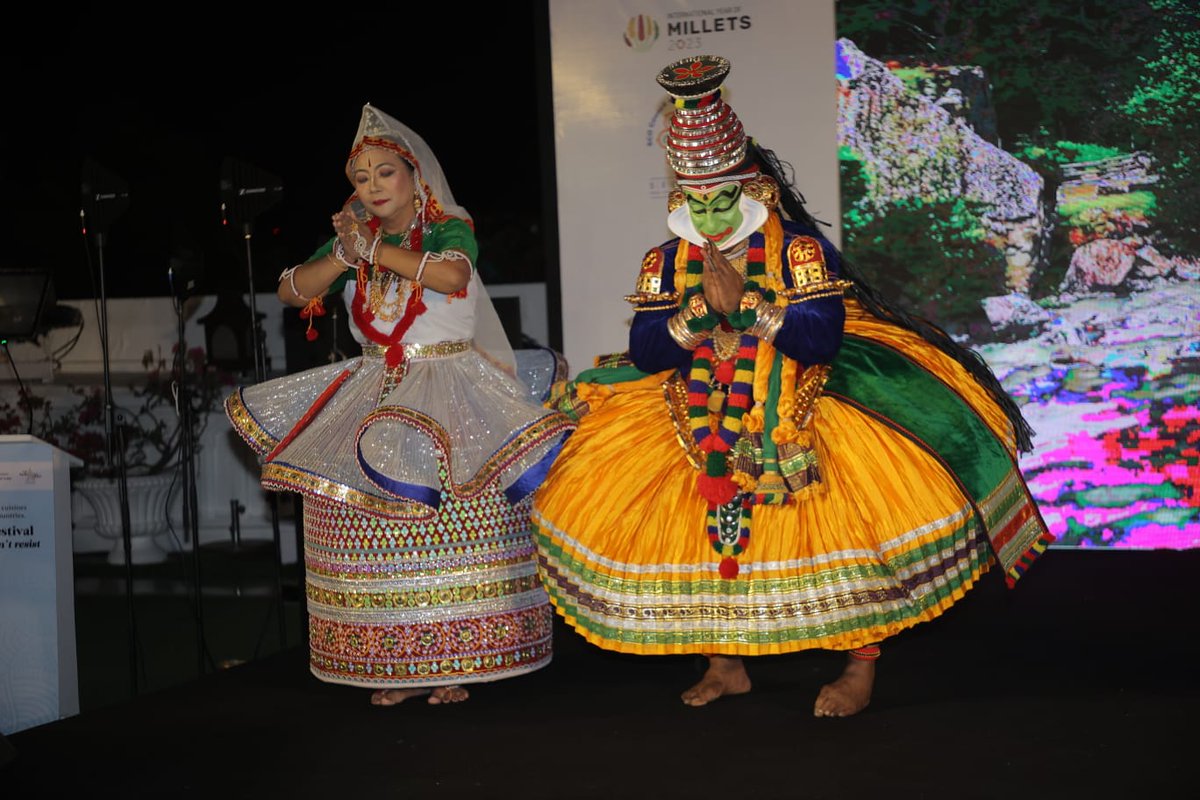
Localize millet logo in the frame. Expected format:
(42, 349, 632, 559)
(623, 15, 660, 51)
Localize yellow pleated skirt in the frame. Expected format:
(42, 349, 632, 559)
(532, 305, 1049, 656)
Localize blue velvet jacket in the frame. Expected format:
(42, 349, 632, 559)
(629, 218, 846, 374)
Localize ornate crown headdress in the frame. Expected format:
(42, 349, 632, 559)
(656, 55, 757, 190)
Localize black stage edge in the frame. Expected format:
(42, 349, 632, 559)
(4, 549, 1196, 798)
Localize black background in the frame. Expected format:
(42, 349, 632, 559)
(1, 4, 548, 299)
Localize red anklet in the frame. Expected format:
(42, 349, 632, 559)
(848, 645, 881, 661)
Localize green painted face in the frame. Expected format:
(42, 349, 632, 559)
(684, 183, 743, 247)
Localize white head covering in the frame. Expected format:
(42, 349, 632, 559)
(347, 104, 516, 373)
(347, 103, 470, 225)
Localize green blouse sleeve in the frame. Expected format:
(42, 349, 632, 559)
(304, 217, 475, 299)
(426, 217, 479, 266)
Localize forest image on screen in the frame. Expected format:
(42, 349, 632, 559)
(835, 1, 1198, 548)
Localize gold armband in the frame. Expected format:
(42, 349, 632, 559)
(778, 279, 854, 303)
(625, 291, 681, 310)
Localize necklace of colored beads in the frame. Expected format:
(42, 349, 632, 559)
(683, 230, 770, 579)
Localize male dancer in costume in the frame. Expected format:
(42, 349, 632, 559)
(533, 56, 1051, 716)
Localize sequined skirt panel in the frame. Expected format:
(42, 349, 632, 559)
(225, 348, 573, 516)
(304, 492, 553, 687)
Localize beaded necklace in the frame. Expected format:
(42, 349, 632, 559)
(366, 223, 419, 322)
(683, 230, 772, 579)
(351, 218, 427, 369)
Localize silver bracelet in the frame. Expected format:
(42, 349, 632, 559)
(278, 265, 309, 302)
(350, 223, 372, 261)
(367, 233, 383, 266)
(332, 240, 360, 269)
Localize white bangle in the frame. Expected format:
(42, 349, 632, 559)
(332, 240, 360, 269)
(278, 265, 309, 302)
(367, 233, 382, 266)
(414, 251, 437, 284)
(414, 250, 469, 285)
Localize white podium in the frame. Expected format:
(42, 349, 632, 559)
(0, 435, 81, 733)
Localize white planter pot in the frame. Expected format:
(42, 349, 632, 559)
(74, 473, 179, 565)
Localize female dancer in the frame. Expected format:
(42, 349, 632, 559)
(227, 104, 573, 706)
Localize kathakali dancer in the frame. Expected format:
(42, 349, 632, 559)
(226, 104, 574, 706)
(532, 56, 1052, 716)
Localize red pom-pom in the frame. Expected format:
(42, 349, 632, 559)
(719, 557, 739, 579)
(385, 346, 406, 369)
(697, 434, 732, 454)
(714, 359, 735, 386)
(305, 328, 319, 342)
(697, 473, 737, 505)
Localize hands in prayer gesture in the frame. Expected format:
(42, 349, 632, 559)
(331, 207, 375, 263)
(700, 241, 744, 315)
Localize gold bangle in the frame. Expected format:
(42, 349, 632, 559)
(667, 310, 704, 350)
(747, 302, 785, 343)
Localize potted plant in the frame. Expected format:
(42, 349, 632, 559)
(1, 346, 231, 564)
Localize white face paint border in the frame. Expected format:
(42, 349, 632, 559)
(668, 194, 769, 250)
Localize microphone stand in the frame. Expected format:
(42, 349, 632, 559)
(95, 229, 139, 698)
(168, 270, 212, 676)
(240, 222, 289, 650)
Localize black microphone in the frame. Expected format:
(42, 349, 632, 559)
(167, 254, 204, 300)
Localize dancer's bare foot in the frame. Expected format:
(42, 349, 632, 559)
(428, 685, 469, 704)
(370, 688, 431, 706)
(813, 655, 875, 717)
(370, 685, 469, 706)
(681, 655, 752, 707)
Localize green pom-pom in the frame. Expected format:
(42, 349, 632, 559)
(727, 308, 757, 330)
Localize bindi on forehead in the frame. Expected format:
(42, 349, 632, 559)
(353, 149, 405, 173)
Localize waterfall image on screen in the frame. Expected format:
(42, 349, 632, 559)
(835, 1, 1199, 548)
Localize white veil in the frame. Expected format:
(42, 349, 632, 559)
(349, 104, 517, 374)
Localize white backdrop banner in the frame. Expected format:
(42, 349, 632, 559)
(549, 0, 838, 376)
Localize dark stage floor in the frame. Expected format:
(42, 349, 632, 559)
(3, 548, 1196, 798)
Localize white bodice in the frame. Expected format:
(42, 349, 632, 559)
(342, 271, 479, 345)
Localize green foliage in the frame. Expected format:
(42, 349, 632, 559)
(1117, 1, 1200, 253)
(842, 195, 1006, 339)
(838, 0, 1199, 270)
(1060, 191, 1157, 224)
(839, 157, 871, 227)
(1016, 140, 1127, 167)
(1118, 12, 1200, 126)
(837, 0, 1162, 146)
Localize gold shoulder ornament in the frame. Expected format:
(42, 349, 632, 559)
(782, 235, 852, 303)
(625, 246, 681, 308)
